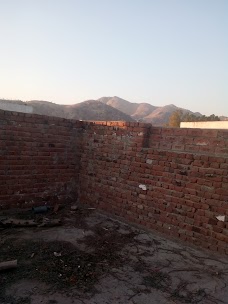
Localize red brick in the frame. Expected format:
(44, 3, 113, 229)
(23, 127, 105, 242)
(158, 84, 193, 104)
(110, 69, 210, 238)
(1, 110, 228, 252)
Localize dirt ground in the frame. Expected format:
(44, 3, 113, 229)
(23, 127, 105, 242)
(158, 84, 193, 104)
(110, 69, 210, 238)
(0, 205, 228, 304)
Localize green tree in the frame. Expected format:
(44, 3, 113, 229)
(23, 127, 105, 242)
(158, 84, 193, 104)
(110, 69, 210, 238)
(182, 113, 220, 122)
(168, 110, 183, 127)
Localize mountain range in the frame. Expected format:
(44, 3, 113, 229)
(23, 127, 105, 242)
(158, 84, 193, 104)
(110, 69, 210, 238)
(98, 96, 203, 125)
(0, 97, 226, 126)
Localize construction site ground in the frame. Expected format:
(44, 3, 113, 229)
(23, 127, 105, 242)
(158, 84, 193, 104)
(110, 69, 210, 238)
(0, 205, 228, 304)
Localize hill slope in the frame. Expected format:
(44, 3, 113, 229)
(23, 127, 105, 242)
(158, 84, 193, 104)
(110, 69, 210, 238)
(27, 100, 66, 117)
(99, 97, 203, 125)
(64, 100, 135, 121)
(0, 99, 134, 122)
(143, 104, 201, 125)
(98, 96, 157, 119)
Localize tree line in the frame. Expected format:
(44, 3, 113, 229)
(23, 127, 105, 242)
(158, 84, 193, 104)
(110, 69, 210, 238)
(166, 110, 220, 127)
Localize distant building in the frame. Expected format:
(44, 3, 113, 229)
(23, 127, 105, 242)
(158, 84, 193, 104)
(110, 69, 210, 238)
(0, 101, 33, 114)
(180, 121, 228, 129)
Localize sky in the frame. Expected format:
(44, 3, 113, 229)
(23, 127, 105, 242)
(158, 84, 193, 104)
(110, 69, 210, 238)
(0, 0, 227, 116)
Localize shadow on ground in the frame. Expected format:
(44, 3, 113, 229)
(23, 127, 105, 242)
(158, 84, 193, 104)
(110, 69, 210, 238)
(0, 206, 228, 304)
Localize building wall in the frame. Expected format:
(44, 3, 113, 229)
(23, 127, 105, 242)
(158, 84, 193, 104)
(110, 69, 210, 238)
(0, 101, 33, 114)
(180, 121, 228, 129)
(1, 110, 228, 253)
(0, 110, 83, 208)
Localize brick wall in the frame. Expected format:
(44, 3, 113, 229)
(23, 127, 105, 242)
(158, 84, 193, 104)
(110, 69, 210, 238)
(0, 110, 83, 208)
(1, 111, 228, 253)
(79, 122, 228, 253)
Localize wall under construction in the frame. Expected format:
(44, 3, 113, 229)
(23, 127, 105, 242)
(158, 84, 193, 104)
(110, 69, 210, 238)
(1, 109, 228, 253)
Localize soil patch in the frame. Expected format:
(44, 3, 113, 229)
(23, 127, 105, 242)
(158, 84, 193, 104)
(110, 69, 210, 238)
(0, 225, 137, 302)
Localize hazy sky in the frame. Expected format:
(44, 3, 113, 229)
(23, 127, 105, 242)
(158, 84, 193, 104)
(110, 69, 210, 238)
(0, 0, 227, 115)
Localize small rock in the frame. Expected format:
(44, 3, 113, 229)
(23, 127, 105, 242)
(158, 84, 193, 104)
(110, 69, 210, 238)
(146, 159, 153, 165)
(139, 184, 147, 191)
(71, 205, 78, 211)
(54, 252, 62, 257)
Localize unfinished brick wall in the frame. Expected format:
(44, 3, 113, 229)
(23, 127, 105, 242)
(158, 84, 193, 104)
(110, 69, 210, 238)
(1, 110, 228, 252)
(0, 110, 83, 208)
(79, 121, 151, 208)
(79, 122, 228, 253)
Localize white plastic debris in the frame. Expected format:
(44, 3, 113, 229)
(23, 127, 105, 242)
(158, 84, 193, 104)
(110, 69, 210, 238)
(54, 252, 62, 257)
(216, 215, 225, 222)
(139, 184, 147, 191)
